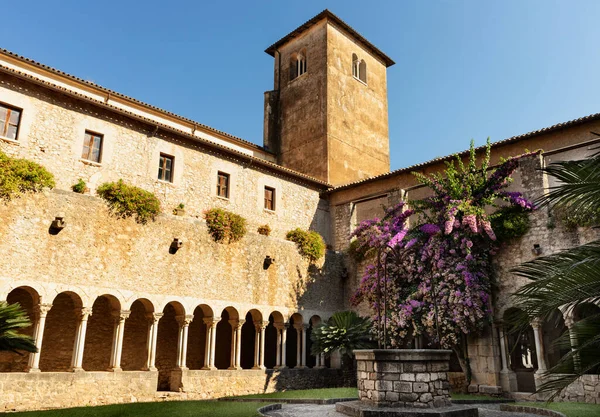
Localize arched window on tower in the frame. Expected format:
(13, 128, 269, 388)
(352, 53, 359, 78)
(290, 50, 307, 81)
(359, 59, 367, 83)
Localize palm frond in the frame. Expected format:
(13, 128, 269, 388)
(310, 311, 375, 357)
(0, 301, 37, 354)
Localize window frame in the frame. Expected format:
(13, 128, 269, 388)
(264, 186, 276, 211)
(81, 130, 104, 163)
(158, 153, 175, 183)
(216, 171, 230, 199)
(0, 102, 23, 141)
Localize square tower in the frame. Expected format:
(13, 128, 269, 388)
(264, 10, 394, 186)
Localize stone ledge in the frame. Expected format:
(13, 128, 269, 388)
(336, 401, 479, 417)
(221, 397, 357, 404)
(499, 404, 567, 417)
(354, 350, 452, 362)
(257, 403, 283, 417)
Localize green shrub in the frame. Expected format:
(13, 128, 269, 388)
(96, 179, 161, 224)
(490, 206, 531, 241)
(552, 205, 600, 230)
(0, 151, 55, 200)
(257, 224, 271, 236)
(347, 239, 373, 263)
(286, 228, 326, 262)
(71, 178, 87, 194)
(204, 208, 247, 243)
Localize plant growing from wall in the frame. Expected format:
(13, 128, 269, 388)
(71, 178, 87, 194)
(96, 179, 161, 224)
(0, 301, 37, 354)
(204, 208, 247, 243)
(490, 206, 531, 242)
(286, 228, 326, 262)
(350, 140, 536, 384)
(0, 151, 55, 200)
(257, 224, 271, 236)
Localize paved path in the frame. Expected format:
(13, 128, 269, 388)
(264, 403, 542, 417)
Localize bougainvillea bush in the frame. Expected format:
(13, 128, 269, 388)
(350, 140, 536, 382)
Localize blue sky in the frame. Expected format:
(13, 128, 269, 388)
(2, 1, 599, 170)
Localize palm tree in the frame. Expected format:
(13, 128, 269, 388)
(511, 149, 600, 398)
(310, 311, 375, 366)
(0, 301, 37, 354)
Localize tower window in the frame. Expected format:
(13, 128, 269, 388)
(290, 50, 307, 81)
(0, 103, 22, 140)
(264, 186, 276, 211)
(217, 171, 230, 198)
(352, 54, 367, 84)
(158, 153, 174, 182)
(81, 131, 103, 163)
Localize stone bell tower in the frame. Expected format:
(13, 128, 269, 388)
(263, 10, 394, 186)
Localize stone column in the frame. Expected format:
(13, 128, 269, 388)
(176, 315, 193, 370)
(315, 352, 321, 368)
(201, 318, 218, 370)
(252, 322, 260, 369)
(531, 319, 547, 372)
(498, 323, 518, 392)
(275, 325, 282, 368)
(144, 312, 162, 371)
(320, 353, 326, 368)
(565, 316, 580, 371)
(234, 319, 244, 369)
(27, 303, 52, 372)
(280, 323, 288, 368)
(209, 318, 219, 368)
(259, 321, 268, 369)
(109, 310, 130, 371)
(71, 307, 92, 371)
(294, 325, 302, 368)
(301, 324, 308, 367)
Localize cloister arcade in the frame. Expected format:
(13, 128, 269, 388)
(498, 303, 600, 393)
(0, 285, 329, 391)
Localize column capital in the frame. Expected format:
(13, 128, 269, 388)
(113, 310, 131, 321)
(275, 323, 289, 330)
(76, 307, 93, 320)
(203, 317, 221, 328)
(255, 320, 269, 330)
(302, 323, 309, 331)
(564, 316, 576, 328)
(230, 319, 245, 330)
(147, 312, 163, 324)
(531, 318, 543, 329)
(35, 303, 53, 317)
(177, 314, 194, 326)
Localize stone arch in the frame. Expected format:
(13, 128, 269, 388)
(156, 301, 185, 391)
(503, 307, 537, 393)
(359, 59, 367, 83)
(39, 291, 83, 372)
(82, 294, 121, 371)
(572, 302, 600, 374)
(542, 309, 568, 369)
(306, 315, 322, 368)
(265, 311, 284, 369)
(187, 304, 214, 370)
(0, 286, 39, 372)
(241, 309, 263, 370)
(286, 313, 303, 368)
(352, 53, 359, 78)
(215, 306, 239, 369)
(122, 298, 154, 371)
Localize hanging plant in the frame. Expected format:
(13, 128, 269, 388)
(490, 206, 531, 241)
(97, 179, 161, 224)
(286, 228, 326, 262)
(71, 178, 88, 194)
(204, 208, 247, 243)
(257, 224, 271, 236)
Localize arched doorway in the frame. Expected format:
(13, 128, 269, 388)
(0, 287, 38, 372)
(82, 295, 121, 371)
(215, 307, 239, 370)
(504, 308, 537, 393)
(307, 315, 321, 368)
(241, 309, 262, 369)
(187, 304, 213, 370)
(265, 311, 284, 369)
(156, 301, 184, 391)
(122, 298, 154, 371)
(542, 309, 568, 370)
(39, 291, 83, 372)
(286, 313, 303, 368)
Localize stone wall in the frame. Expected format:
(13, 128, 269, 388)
(0, 371, 158, 412)
(556, 375, 600, 404)
(172, 368, 347, 398)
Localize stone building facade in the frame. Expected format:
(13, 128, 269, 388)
(1, 9, 599, 411)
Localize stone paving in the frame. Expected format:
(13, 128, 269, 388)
(264, 403, 542, 417)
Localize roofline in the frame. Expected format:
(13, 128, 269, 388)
(265, 9, 395, 67)
(326, 111, 600, 194)
(0, 64, 332, 190)
(0, 48, 270, 154)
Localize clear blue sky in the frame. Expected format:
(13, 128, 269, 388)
(2, 1, 599, 170)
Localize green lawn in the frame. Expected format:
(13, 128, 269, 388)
(230, 387, 359, 399)
(2, 401, 271, 417)
(514, 402, 600, 417)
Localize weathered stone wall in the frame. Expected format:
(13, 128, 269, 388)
(556, 374, 600, 404)
(0, 72, 330, 243)
(0, 371, 159, 412)
(172, 368, 347, 398)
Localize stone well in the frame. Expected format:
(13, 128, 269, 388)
(336, 349, 478, 417)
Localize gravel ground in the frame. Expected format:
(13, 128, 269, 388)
(264, 403, 542, 417)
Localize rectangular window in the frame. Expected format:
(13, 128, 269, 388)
(81, 131, 103, 163)
(158, 154, 174, 182)
(0, 103, 22, 140)
(217, 171, 230, 198)
(264, 186, 276, 211)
